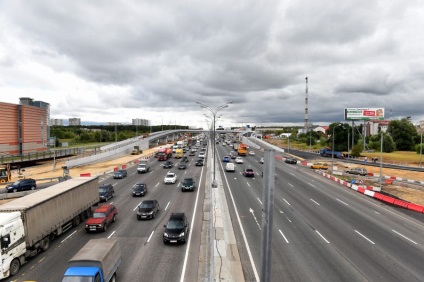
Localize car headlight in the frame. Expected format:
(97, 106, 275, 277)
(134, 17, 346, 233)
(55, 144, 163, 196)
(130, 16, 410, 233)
(85, 225, 89, 228)
(164, 232, 169, 237)
(148, 211, 154, 214)
(98, 224, 103, 227)
(179, 232, 185, 237)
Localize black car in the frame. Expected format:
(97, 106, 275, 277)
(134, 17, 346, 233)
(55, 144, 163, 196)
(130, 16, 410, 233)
(195, 159, 204, 166)
(178, 162, 187, 170)
(113, 169, 127, 179)
(285, 158, 297, 164)
(181, 156, 189, 163)
(163, 161, 174, 169)
(182, 177, 195, 192)
(163, 213, 190, 244)
(242, 168, 255, 177)
(6, 178, 37, 193)
(137, 200, 160, 219)
(132, 183, 148, 197)
(99, 184, 114, 201)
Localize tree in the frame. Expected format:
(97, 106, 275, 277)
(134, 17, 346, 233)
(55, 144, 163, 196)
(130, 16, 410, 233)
(387, 118, 418, 151)
(351, 144, 362, 158)
(368, 132, 396, 153)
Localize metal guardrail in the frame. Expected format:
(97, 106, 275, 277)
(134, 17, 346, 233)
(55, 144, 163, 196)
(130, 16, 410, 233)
(0, 148, 83, 165)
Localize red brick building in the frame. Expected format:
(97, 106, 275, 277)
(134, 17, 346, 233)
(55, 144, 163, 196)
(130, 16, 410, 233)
(0, 98, 49, 156)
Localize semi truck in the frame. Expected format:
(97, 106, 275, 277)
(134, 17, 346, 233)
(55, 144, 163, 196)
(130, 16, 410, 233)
(63, 238, 121, 282)
(320, 148, 345, 158)
(0, 177, 99, 279)
(175, 148, 183, 158)
(137, 158, 151, 173)
(157, 147, 172, 161)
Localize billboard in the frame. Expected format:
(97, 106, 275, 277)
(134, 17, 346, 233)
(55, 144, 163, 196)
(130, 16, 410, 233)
(344, 108, 385, 120)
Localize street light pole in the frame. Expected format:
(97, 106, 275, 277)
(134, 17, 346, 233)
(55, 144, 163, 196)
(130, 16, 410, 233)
(331, 126, 335, 174)
(196, 101, 233, 188)
(53, 137, 56, 172)
(379, 131, 383, 189)
(420, 130, 423, 167)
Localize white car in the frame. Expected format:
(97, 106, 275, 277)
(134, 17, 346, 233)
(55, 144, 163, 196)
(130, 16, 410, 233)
(249, 151, 255, 156)
(235, 157, 244, 164)
(164, 172, 177, 184)
(199, 152, 206, 158)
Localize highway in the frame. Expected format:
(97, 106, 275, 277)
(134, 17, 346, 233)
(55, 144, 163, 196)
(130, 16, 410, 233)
(13, 149, 207, 282)
(215, 142, 424, 281)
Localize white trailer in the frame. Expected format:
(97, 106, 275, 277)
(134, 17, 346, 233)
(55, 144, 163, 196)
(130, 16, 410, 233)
(0, 177, 99, 279)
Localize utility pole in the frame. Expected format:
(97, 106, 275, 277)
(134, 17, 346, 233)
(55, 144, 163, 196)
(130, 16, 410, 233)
(304, 77, 309, 133)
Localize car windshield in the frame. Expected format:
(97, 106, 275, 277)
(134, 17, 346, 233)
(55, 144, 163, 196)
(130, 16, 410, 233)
(12, 180, 22, 185)
(99, 187, 107, 192)
(166, 219, 184, 229)
(134, 184, 145, 190)
(93, 212, 106, 218)
(246, 169, 253, 172)
(140, 202, 154, 209)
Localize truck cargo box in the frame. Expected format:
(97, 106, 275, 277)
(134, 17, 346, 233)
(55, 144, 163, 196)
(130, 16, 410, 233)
(0, 177, 99, 247)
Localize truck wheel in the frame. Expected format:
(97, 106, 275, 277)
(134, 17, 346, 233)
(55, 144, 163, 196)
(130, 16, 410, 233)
(10, 258, 20, 276)
(0, 179, 6, 183)
(40, 237, 50, 252)
(72, 215, 81, 226)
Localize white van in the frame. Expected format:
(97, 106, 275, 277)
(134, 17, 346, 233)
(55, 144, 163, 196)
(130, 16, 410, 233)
(225, 163, 235, 172)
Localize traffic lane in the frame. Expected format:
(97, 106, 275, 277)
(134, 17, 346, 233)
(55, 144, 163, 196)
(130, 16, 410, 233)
(121, 163, 206, 282)
(276, 171, 424, 281)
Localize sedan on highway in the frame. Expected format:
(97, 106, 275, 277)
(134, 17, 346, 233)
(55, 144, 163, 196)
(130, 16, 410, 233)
(311, 162, 329, 170)
(222, 156, 230, 162)
(113, 169, 127, 179)
(164, 172, 177, 184)
(285, 158, 298, 164)
(178, 162, 187, 170)
(242, 168, 255, 177)
(132, 183, 148, 197)
(137, 200, 160, 220)
(346, 167, 368, 176)
(163, 161, 174, 169)
(195, 159, 204, 166)
(249, 151, 255, 155)
(235, 157, 244, 164)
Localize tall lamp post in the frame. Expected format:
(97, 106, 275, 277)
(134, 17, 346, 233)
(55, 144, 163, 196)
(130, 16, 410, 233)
(331, 123, 342, 174)
(419, 124, 423, 167)
(196, 101, 233, 188)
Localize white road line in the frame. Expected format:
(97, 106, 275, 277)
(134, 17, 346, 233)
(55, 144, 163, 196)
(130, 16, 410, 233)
(316, 231, 330, 243)
(180, 158, 204, 282)
(107, 231, 116, 239)
(310, 199, 320, 206)
(374, 211, 381, 215)
(290, 172, 295, 176)
(308, 183, 316, 188)
(355, 230, 375, 245)
(155, 182, 160, 187)
(257, 198, 262, 205)
(392, 230, 418, 245)
(147, 231, 155, 243)
(165, 201, 170, 210)
(283, 198, 291, 206)
(279, 229, 289, 243)
(285, 216, 292, 223)
(247, 182, 251, 187)
(279, 210, 284, 214)
(336, 198, 349, 206)
(132, 171, 136, 175)
(113, 182, 118, 186)
(133, 203, 141, 211)
(61, 230, 77, 243)
(288, 183, 294, 187)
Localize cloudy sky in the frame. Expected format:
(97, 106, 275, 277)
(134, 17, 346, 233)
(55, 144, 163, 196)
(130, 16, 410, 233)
(0, 0, 423, 128)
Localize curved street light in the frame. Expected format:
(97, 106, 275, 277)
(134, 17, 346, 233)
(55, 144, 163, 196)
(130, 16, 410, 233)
(196, 101, 233, 187)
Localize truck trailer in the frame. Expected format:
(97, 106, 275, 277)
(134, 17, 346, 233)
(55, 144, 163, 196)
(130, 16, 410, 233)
(320, 148, 345, 158)
(137, 158, 151, 173)
(63, 238, 121, 282)
(0, 177, 99, 279)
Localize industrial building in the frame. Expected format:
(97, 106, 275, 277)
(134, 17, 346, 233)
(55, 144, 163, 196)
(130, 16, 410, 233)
(0, 98, 50, 156)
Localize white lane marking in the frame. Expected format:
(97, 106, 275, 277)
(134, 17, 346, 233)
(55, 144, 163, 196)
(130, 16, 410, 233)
(247, 182, 251, 187)
(310, 199, 320, 206)
(290, 172, 295, 176)
(355, 230, 375, 245)
(279, 210, 284, 214)
(316, 231, 330, 244)
(336, 198, 349, 206)
(279, 229, 289, 243)
(132, 171, 136, 175)
(308, 183, 316, 188)
(180, 157, 204, 282)
(285, 216, 292, 223)
(133, 203, 142, 211)
(108, 231, 116, 239)
(249, 208, 261, 230)
(257, 198, 262, 205)
(155, 182, 160, 187)
(288, 183, 294, 187)
(283, 198, 291, 206)
(165, 201, 170, 211)
(392, 230, 418, 245)
(147, 231, 154, 243)
(374, 211, 380, 215)
(61, 230, 77, 243)
(113, 182, 118, 186)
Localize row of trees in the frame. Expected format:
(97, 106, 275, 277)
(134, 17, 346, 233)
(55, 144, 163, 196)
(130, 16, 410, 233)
(50, 125, 188, 145)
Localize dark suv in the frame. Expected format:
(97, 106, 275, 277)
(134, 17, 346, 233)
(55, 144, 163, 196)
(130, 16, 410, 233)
(132, 183, 148, 197)
(99, 184, 114, 202)
(6, 178, 37, 193)
(137, 200, 160, 220)
(182, 177, 195, 192)
(163, 213, 190, 244)
(85, 204, 118, 232)
(113, 169, 127, 179)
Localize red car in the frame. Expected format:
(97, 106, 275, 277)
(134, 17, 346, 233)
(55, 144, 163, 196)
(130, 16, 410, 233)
(242, 168, 255, 177)
(85, 204, 118, 232)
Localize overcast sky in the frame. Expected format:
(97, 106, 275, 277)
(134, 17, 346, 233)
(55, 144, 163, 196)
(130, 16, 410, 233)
(1, 0, 423, 129)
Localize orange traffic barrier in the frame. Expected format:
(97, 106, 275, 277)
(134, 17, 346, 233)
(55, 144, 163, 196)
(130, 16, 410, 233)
(393, 199, 409, 209)
(373, 193, 385, 200)
(114, 167, 118, 172)
(385, 179, 393, 184)
(407, 203, 424, 213)
(122, 164, 127, 169)
(80, 173, 91, 177)
(382, 195, 396, 204)
(357, 187, 365, 194)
